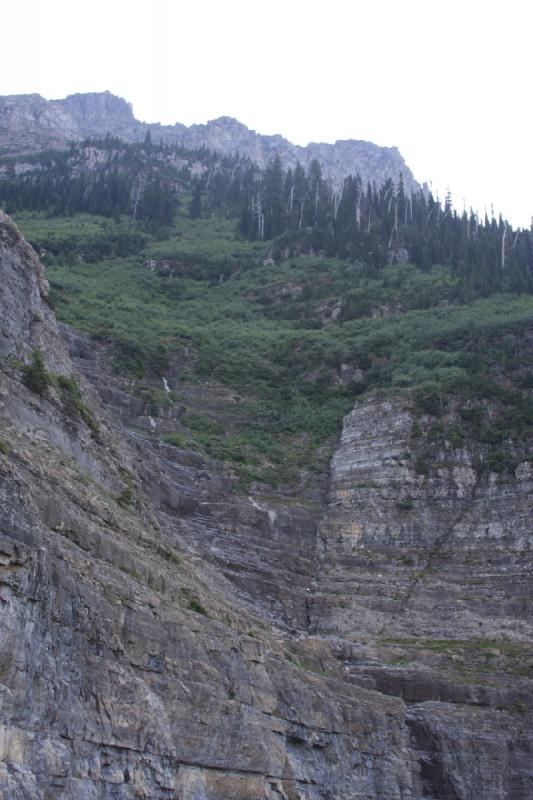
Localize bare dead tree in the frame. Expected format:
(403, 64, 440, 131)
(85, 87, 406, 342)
(289, 184, 295, 215)
(299, 190, 310, 231)
(501, 222, 507, 270)
(132, 179, 143, 221)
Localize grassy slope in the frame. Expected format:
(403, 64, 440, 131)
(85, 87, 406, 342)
(14, 210, 533, 486)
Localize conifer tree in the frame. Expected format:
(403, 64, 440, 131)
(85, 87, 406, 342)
(190, 181, 202, 219)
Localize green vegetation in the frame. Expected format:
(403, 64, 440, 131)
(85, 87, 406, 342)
(495, 702, 527, 715)
(3, 138, 532, 294)
(4, 133, 530, 487)
(23, 349, 51, 396)
(381, 637, 529, 658)
(414, 455, 430, 476)
(163, 431, 191, 449)
(115, 486, 135, 508)
(11, 207, 532, 485)
(380, 637, 533, 683)
(0, 438, 8, 456)
(57, 374, 101, 439)
(164, 549, 181, 567)
(20, 351, 101, 440)
(396, 497, 414, 511)
(0, 139, 178, 225)
(9, 212, 151, 264)
(188, 597, 207, 615)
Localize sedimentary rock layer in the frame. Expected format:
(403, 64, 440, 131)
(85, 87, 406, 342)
(0, 213, 532, 798)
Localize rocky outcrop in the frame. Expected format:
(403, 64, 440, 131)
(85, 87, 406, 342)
(309, 399, 533, 798)
(0, 212, 415, 799)
(0, 92, 418, 191)
(0, 210, 69, 372)
(311, 399, 533, 641)
(1, 215, 532, 799)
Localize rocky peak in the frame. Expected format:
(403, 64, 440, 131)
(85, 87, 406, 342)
(0, 93, 79, 154)
(54, 91, 135, 132)
(0, 93, 48, 122)
(202, 115, 249, 131)
(0, 91, 419, 190)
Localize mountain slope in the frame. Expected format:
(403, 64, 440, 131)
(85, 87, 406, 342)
(0, 91, 418, 190)
(0, 206, 532, 798)
(0, 210, 415, 799)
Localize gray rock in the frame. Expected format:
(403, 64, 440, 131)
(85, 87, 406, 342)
(0, 213, 532, 799)
(0, 92, 418, 191)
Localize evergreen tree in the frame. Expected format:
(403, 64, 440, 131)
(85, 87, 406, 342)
(189, 181, 202, 218)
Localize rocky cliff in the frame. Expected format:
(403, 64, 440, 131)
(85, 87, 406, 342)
(0, 214, 532, 799)
(0, 92, 417, 191)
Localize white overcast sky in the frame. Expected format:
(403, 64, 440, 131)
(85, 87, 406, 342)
(3, 0, 533, 226)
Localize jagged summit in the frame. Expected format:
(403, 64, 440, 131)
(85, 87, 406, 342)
(57, 91, 134, 124)
(0, 90, 417, 190)
(201, 115, 249, 129)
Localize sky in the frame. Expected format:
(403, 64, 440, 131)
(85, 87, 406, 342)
(3, 0, 533, 226)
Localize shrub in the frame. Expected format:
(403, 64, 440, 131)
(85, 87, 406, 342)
(0, 439, 8, 456)
(164, 431, 190, 449)
(57, 374, 101, 439)
(396, 497, 414, 511)
(447, 424, 465, 448)
(189, 598, 207, 615)
(115, 486, 135, 507)
(165, 550, 181, 566)
(23, 350, 51, 396)
(399, 554, 415, 565)
(58, 374, 82, 415)
(79, 406, 101, 440)
(13, 208, 533, 488)
(484, 449, 515, 474)
(414, 457, 430, 476)
(413, 384, 442, 416)
(460, 406, 484, 428)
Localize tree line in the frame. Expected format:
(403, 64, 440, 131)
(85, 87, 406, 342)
(1, 138, 532, 297)
(215, 155, 532, 297)
(0, 139, 180, 226)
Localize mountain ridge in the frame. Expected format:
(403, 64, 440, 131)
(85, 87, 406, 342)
(0, 90, 418, 191)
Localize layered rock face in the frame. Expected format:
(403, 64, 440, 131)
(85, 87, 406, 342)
(0, 92, 417, 191)
(313, 399, 533, 641)
(0, 215, 415, 799)
(1, 215, 532, 799)
(310, 400, 533, 798)
(0, 210, 68, 371)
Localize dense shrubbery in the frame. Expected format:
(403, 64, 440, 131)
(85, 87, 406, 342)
(3, 139, 532, 299)
(8, 137, 532, 484)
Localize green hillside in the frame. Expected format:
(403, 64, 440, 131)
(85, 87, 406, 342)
(13, 206, 533, 487)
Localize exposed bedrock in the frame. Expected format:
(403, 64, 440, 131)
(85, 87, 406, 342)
(311, 400, 533, 642)
(0, 92, 419, 192)
(0, 213, 532, 798)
